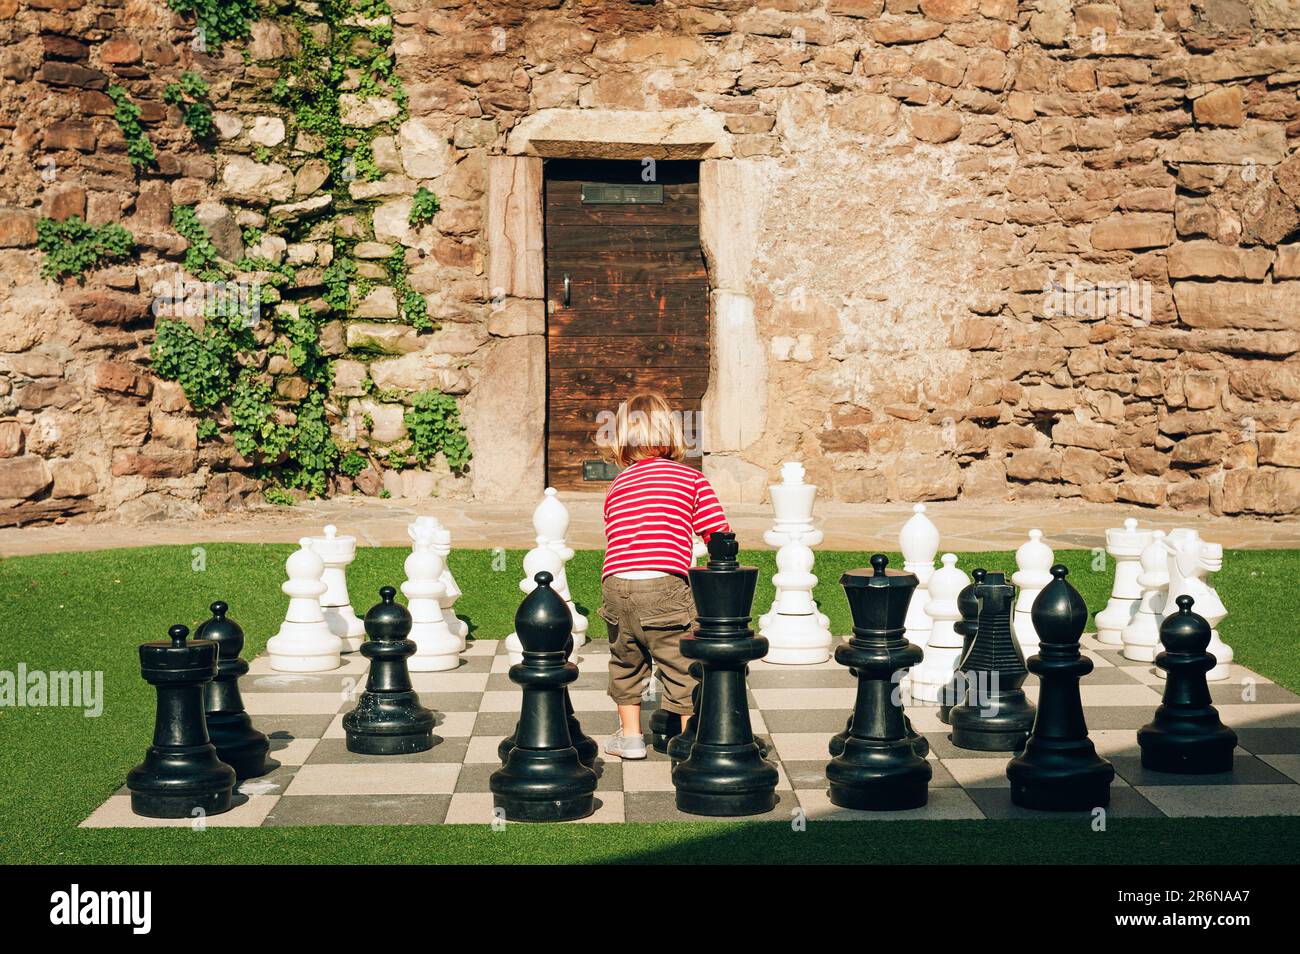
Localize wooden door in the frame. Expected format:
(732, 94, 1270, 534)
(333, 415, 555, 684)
(544, 159, 709, 490)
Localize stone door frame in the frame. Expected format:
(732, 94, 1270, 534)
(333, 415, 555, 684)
(475, 108, 767, 501)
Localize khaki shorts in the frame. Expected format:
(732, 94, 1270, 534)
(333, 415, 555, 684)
(599, 575, 697, 716)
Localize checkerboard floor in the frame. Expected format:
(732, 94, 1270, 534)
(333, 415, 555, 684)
(83, 635, 1300, 827)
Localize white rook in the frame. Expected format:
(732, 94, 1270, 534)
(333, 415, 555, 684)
(1095, 518, 1152, 646)
(1121, 530, 1168, 664)
(267, 539, 343, 672)
(403, 519, 461, 672)
(312, 524, 365, 653)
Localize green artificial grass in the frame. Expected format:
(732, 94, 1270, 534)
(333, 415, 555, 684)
(0, 544, 1296, 866)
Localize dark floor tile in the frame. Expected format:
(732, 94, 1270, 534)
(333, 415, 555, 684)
(1110, 753, 1292, 787)
(623, 790, 793, 823)
(967, 786, 1164, 820)
(305, 736, 468, 765)
(264, 794, 451, 826)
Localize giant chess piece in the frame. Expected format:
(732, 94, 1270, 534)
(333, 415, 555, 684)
(826, 554, 932, 811)
(666, 661, 704, 763)
(402, 519, 461, 672)
(505, 544, 567, 666)
(760, 532, 833, 665)
(672, 532, 779, 816)
(759, 461, 832, 647)
(312, 525, 365, 653)
(1007, 566, 1115, 810)
(939, 567, 985, 725)
(425, 519, 468, 650)
(497, 630, 598, 768)
(343, 587, 435, 755)
(950, 571, 1036, 751)
(900, 503, 940, 663)
(491, 571, 598, 822)
(1121, 530, 1168, 663)
(1162, 529, 1232, 682)
(909, 554, 969, 705)
(194, 601, 269, 780)
(1094, 518, 1152, 646)
(127, 624, 236, 818)
(267, 539, 343, 672)
(1138, 595, 1238, 773)
(534, 487, 588, 648)
(1012, 529, 1053, 658)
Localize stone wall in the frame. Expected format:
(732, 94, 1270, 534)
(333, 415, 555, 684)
(1, 0, 1298, 524)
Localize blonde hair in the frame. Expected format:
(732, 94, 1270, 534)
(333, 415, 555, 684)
(608, 391, 685, 467)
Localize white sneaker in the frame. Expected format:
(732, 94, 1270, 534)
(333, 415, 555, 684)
(603, 728, 648, 760)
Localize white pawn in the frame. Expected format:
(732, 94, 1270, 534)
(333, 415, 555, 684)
(909, 554, 968, 704)
(312, 524, 365, 653)
(1095, 518, 1153, 646)
(1012, 529, 1053, 657)
(761, 533, 833, 665)
(403, 521, 461, 672)
(900, 503, 940, 650)
(1121, 530, 1168, 663)
(1163, 529, 1232, 681)
(429, 523, 467, 650)
(505, 545, 567, 666)
(267, 539, 343, 672)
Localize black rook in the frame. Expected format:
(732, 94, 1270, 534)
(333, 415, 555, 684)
(127, 624, 236, 819)
(1007, 565, 1115, 810)
(826, 554, 932, 811)
(1138, 595, 1238, 774)
(949, 571, 1036, 751)
(672, 532, 778, 816)
(491, 571, 597, 821)
(194, 601, 270, 780)
(343, 587, 436, 755)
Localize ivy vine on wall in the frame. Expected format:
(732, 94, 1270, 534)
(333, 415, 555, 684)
(145, 0, 471, 504)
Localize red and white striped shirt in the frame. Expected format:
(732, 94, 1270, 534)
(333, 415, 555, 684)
(602, 457, 730, 579)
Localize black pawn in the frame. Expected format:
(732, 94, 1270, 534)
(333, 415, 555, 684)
(949, 571, 1036, 751)
(666, 661, 703, 763)
(1007, 565, 1115, 810)
(492, 571, 597, 821)
(127, 624, 236, 818)
(672, 532, 779, 816)
(939, 567, 986, 725)
(343, 587, 435, 755)
(194, 601, 270, 780)
(826, 554, 932, 811)
(497, 632, 597, 768)
(1138, 595, 1238, 774)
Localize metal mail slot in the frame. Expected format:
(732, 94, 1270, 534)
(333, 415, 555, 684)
(581, 183, 664, 205)
(582, 460, 621, 481)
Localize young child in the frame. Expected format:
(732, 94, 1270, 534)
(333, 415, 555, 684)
(598, 391, 730, 760)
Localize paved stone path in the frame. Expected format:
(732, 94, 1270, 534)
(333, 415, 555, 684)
(83, 635, 1300, 828)
(4, 496, 1299, 557)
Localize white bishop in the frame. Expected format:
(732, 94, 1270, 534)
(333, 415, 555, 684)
(900, 503, 940, 658)
(267, 538, 343, 672)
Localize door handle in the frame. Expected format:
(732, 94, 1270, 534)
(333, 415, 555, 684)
(563, 273, 571, 306)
